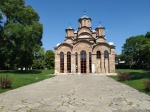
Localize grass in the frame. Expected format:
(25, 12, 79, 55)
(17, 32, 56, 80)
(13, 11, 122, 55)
(0, 69, 55, 94)
(109, 69, 150, 95)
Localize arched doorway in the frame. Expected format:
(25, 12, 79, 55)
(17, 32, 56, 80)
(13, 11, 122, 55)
(80, 50, 86, 73)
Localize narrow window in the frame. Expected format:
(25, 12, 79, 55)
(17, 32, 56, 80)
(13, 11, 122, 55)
(67, 51, 71, 73)
(104, 50, 109, 72)
(89, 52, 92, 73)
(84, 20, 86, 26)
(104, 50, 109, 58)
(60, 52, 64, 73)
(75, 52, 78, 73)
(97, 51, 101, 59)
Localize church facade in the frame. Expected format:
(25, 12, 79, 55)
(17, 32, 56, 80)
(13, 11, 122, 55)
(54, 13, 115, 74)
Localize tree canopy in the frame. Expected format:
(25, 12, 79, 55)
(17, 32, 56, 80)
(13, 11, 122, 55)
(120, 32, 150, 69)
(45, 50, 54, 69)
(32, 47, 45, 69)
(0, 0, 43, 70)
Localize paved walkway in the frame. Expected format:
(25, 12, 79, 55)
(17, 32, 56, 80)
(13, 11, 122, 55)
(0, 75, 150, 112)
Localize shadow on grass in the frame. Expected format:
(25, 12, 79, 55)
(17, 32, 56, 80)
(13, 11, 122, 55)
(118, 70, 150, 80)
(0, 70, 41, 74)
(130, 72, 150, 80)
(116, 69, 150, 80)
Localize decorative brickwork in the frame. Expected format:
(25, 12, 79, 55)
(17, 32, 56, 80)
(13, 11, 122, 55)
(54, 13, 115, 74)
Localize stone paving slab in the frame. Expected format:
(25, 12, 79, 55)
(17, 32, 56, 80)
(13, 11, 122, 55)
(0, 75, 150, 112)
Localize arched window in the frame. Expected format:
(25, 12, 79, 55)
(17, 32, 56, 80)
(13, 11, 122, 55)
(97, 51, 101, 59)
(67, 51, 71, 73)
(80, 50, 86, 73)
(104, 50, 109, 58)
(89, 52, 92, 73)
(60, 52, 64, 73)
(75, 52, 78, 73)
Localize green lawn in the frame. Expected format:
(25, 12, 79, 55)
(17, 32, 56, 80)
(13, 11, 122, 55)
(109, 69, 150, 95)
(0, 69, 55, 94)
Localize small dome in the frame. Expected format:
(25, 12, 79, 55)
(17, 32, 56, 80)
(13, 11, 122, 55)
(56, 43, 61, 46)
(97, 22, 105, 28)
(92, 30, 96, 33)
(108, 42, 114, 45)
(81, 14, 89, 19)
(74, 31, 77, 33)
(97, 24, 104, 29)
(67, 26, 73, 29)
(97, 25, 103, 28)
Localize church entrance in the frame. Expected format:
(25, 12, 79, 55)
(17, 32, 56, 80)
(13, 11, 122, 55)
(80, 51, 86, 73)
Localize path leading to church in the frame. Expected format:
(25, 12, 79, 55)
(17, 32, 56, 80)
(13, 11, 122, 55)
(0, 75, 150, 112)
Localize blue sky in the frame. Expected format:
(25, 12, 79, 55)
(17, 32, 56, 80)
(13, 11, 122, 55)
(25, 0, 150, 54)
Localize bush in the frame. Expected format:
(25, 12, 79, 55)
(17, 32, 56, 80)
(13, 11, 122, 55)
(0, 74, 12, 89)
(144, 79, 150, 92)
(117, 72, 131, 81)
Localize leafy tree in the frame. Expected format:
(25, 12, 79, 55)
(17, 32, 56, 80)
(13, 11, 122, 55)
(33, 47, 45, 69)
(0, 12, 6, 69)
(141, 32, 150, 69)
(121, 35, 145, 68)
(0, 0, 43, 70)
(45, 50, 54, 69)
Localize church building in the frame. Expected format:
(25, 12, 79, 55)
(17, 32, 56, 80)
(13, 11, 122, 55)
(54, 13, 115, 74)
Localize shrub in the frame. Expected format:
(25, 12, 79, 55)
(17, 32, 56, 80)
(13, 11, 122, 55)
(117, 72, 131, 81)
(0, 74, 12, 89)
(144, 79, 150, 92)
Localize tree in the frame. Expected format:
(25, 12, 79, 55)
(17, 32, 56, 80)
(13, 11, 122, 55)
(121, 35, 145, 68)
(45, 50, 54, 69)
(0, 0, 43, 70)
(33, 47, 45, 69)
(0, 11, 6, 69)
(141, 32, 150, 69)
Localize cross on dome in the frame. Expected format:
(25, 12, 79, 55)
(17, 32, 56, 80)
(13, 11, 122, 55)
(81, 10, 89, 19)
(98, 21, 102, 27)
(84, 10, 86, 15)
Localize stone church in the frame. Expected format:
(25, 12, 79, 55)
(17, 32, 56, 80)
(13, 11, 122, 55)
(54, 13, 115, 74)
